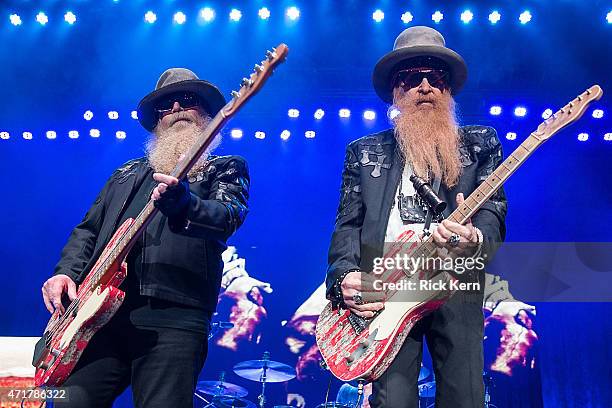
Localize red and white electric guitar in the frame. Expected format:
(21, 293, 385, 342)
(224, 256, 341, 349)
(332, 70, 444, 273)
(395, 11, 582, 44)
(33, 44, 289, 387)
(315, 85, 603, 382)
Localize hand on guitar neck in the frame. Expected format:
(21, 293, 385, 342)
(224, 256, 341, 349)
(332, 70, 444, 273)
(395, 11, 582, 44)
(431, 193, 482, 257)
(42, 274, 77, 315)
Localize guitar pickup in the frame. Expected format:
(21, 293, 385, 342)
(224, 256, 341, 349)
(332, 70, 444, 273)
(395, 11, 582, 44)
(348, 313, 367, 334)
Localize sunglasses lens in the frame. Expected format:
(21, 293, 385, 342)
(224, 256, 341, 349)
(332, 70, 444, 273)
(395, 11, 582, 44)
(396, 70, 448, 91)
(156, 92, 200, 113)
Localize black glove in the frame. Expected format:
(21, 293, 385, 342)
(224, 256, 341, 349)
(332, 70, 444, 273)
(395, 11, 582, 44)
(154, 179, 191, 218)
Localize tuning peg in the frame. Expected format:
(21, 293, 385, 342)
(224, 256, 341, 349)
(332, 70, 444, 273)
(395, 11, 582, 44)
(254, 64, 263, 73)
(231, 90, 240, 98)
(241, 77, 252, 87)
(266, 50, 275, 60)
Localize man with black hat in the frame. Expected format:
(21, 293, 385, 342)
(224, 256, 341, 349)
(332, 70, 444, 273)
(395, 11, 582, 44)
(326, 27, 507, 407)
(41, 68, 249, 407)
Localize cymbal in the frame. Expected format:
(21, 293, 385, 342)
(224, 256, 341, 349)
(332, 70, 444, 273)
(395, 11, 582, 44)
(418, 381, 436, 398)
(233, 359, 296, 383)
(212, 396, 256, 408)
(196, 380, 248, 398)
(418, 365, 430, 382)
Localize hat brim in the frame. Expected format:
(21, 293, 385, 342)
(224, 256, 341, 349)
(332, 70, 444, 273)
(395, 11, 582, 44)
(137, 79, 226, 131)
(372, 46, 468, 103)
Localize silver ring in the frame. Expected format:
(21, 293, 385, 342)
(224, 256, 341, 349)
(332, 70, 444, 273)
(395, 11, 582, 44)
(447, 233, 461, 247)
(352, 292, 364, 305)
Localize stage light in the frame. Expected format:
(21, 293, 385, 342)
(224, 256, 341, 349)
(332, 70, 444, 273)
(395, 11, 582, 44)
(9, 14, 22, 26)
(64, 11, 76, 25)
(90, 129, 100, 138)
(514, 106, 527, 117)
(255, 131, 266, 139)
(489, 106, 502, 116)
(363, 110, 376, 120)
(488, 11, 501, 24)
(108, 111, 119, 120)
(83, 110, 94, 121)
(230, 129, 243, 139)
(36, 12, 48, 26)
(23, 132, 33, 140)
(314, 109, 325, 120)
(577, 133, 589, 141)
(506, 132, 517, 140)
(200, 8, 215, 22)
(229, 9, 242, 22)
(460, 10, 473, 24)
(372, 10, 384, 23)
(286, 7, 300, 21)
(68, 130, 79, 139)
(542, 109, 553, 119)
(288, 109, 300, 118)
(131, 111, 138, 120)
(401, 12, 413, 24)
(280, 130, 291, 140)
(46, 131, 56, 140)
(604, 133, 612, 141)
(305, 131, 316, 139)
(144, 11, 157, 24)
(0, 132, 9, 140)
(339, 109, 351, 118)
(432, 11, 444, 24)
(258, 8, 270, 20)
(592, 109, 604, 119)
(519, 11, 532, 25)
(606, 11, 612, 24)
(174, 11, 186, 25)
(116, 131, 127, 140)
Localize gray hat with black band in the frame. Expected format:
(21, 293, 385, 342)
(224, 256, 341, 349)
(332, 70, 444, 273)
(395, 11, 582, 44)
(137, 68, 226, 131)
(372, 26, 468, 103)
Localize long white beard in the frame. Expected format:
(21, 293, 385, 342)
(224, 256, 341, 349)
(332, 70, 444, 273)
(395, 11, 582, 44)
(145, 118, 219, 177)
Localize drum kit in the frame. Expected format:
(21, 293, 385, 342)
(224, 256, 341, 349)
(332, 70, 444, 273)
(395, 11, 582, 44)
(195, 351, 297, 408)
(194, 351, 496, 408)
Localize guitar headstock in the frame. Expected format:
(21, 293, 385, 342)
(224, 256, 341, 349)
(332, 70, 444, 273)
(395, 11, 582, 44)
(534, 85, 603, 140)
(222, 44, 289, 116)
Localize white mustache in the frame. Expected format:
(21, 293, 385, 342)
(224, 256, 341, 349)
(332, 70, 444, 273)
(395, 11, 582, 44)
(169, 112, 195, 126)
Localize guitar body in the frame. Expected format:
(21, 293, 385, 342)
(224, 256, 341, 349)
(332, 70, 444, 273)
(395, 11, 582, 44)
(316, 272, 454, 382)
(34, 219, 133, 387)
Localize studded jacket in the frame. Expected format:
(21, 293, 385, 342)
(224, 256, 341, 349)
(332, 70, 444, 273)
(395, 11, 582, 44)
(53, 155, 249, 311)
(326, 126, 508, 298)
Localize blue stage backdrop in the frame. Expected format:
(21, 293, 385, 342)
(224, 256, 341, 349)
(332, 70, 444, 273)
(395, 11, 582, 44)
(1, 1, 611, 407)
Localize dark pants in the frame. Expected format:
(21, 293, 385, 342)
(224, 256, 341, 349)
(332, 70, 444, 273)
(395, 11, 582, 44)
(370, 293, 485, 408)
(53, 316, 208, 408)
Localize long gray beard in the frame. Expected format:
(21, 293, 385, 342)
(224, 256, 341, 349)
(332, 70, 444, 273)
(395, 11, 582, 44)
(145, 121, 220, 177)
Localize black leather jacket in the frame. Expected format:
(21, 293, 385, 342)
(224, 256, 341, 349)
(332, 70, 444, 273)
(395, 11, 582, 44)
(53, 155, 249, 312)
(326, 126, 508, 298)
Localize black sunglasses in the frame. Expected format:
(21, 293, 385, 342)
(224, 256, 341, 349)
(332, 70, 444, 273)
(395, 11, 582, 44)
(155, 92, 202, 118)
(393, 68, 450, 92)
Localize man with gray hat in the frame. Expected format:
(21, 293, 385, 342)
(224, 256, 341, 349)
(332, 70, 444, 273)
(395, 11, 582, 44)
(41, 68, 249, 407)
(326, 27, 507, 407)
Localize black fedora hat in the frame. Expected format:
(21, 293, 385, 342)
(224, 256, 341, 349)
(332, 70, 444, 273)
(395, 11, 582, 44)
(137, 68, 226, 131)
(372, 26, 468, 103)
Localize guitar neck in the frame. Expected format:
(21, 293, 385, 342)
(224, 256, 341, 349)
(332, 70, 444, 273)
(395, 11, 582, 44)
(406, 132, 547, 262)
(447, 132, 545, 225)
